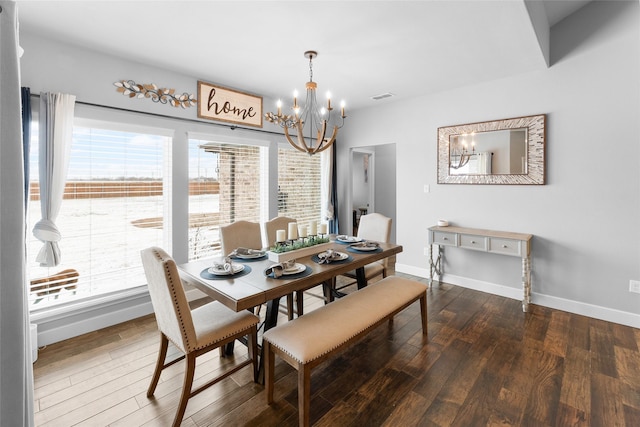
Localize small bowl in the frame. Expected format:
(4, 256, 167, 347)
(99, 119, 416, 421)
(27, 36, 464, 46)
(437, 220, 449, 227)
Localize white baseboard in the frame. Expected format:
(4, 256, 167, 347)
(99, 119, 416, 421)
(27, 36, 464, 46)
(396, 263, 640, 329)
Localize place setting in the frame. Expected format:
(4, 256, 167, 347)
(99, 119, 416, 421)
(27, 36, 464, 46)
(312, 248, 352, 265)
(335, 234, 363, 244)
(264, 259, 312, 279)
(346, 240, 382, 254)
(228, 247, 267, 262)
(200, 256, 252, 280)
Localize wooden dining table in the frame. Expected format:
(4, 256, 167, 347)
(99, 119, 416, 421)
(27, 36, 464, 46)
(178, 239, 402, 382)
(177, 239, 403, 333)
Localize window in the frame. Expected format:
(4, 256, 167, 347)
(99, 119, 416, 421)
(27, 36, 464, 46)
(27, 124, 170, 309)
(277, 147, 322, 226)
(188, 138, 265, 260)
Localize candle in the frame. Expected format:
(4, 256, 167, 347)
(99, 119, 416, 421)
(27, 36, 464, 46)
(277, 99, 282, 116)
(293, 90, 298, 108)
(340, 100, 346, 118)
(319, 223, 328, 234)
(276, 229, 286, 243)
(326, 92, 332, 110)
(288, 222, 298, 240)
(298, 225, 308, 238)
(309, 220, 317, 236)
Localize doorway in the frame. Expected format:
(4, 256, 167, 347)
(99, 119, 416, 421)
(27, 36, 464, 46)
(347, 143, 396, 243)
(350, 148, 375, 235)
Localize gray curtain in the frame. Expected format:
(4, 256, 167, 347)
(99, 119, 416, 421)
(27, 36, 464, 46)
(328, 143, 339, 234)
(0, 2, 35, 426)
(22, 86, 31, 207)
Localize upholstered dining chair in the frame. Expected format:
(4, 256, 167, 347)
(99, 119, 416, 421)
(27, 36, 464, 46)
(263, 216, 301, 320)
(219, 220, 263, 255)
(263, 216, 297, 249)
(141, 247, 259, 427)
(334, 213, 392, 296)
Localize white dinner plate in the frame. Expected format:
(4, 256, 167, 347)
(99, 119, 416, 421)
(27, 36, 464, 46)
(350, 244, 379, 252)
(281, 263, 306, 275)
(336, 235, 363, 243)
(319, 251, 348, 261)
(235, 252, 265, 259)
(208, 263, 245, 276)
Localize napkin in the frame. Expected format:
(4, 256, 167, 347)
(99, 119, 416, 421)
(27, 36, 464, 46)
(212, 257, 232, 272)
(264, 259, 297, 278)
(317, 249, 341, 264)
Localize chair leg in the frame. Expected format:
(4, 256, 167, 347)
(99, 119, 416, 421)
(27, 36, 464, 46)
(173, 352, 196, 427)
(265, 341, 274, 404)
(287, 293, 295, 320)
(248, 326, 258, 383)
(325, 277, 336, 303)
(147, 333, 169, 397)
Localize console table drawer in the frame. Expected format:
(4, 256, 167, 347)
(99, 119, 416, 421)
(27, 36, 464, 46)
(489, 238, 521, 256)
(432, 231, 457, 246)
(460, 234, 488, 251)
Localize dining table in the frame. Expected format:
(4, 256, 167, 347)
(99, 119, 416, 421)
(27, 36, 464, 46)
(178, 238, 403, 330)
(177, 237, 403, 380)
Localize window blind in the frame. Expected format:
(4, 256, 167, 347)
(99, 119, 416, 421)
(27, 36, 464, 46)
(278, 147, 322, 228)
(188, 139, 264, 260)
(27, 126, 170, 308)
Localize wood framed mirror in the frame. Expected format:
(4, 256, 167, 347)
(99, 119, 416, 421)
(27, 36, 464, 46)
(437, 114, 545, 185)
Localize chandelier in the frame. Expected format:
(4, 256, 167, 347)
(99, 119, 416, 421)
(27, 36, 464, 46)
(449, 133, 476, 169)
(265, 51, 346, 155)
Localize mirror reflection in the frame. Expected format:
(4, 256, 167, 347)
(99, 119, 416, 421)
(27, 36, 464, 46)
(449, 128, 528, 175)
(437, 114, 545, 185)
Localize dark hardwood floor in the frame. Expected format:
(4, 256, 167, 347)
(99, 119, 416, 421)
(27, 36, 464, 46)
(33, 274, 640, 426)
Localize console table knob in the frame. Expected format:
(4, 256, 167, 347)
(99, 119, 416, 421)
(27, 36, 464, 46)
(471, 240, 476, 244)
(502, 244, 508, 248)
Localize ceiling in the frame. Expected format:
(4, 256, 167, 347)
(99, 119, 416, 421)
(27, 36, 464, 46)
(16, 1, 591, 112)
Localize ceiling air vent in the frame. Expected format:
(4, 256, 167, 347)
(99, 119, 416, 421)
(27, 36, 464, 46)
(371, 92, 395, 101)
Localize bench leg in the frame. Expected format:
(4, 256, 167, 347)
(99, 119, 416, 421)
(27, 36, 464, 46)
(298, 363, 311, 427)
(420, 294, 428, 336)
(265, 341, 274, 404)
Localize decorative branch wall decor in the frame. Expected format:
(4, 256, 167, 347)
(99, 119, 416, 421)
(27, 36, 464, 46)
(114, 80, 197, 108)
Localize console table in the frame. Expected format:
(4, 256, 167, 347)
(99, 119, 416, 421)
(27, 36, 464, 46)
(427, 225, 533, 312)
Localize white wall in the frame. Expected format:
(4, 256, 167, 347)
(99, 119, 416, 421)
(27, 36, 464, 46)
(338, 0, 640, 326)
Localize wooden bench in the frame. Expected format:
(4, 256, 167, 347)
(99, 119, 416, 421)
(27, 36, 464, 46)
(263, 275, 428, 427)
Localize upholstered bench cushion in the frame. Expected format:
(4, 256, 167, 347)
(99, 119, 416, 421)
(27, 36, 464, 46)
(263, 276, 427, 364)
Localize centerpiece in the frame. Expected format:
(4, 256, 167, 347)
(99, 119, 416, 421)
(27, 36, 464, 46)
(267, 221, 331, 262)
